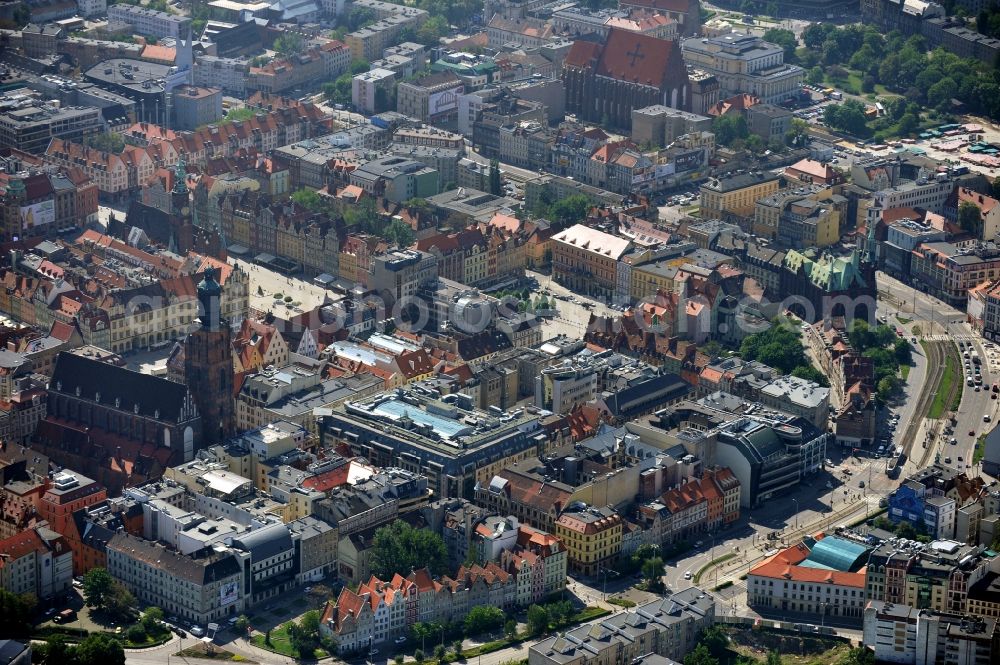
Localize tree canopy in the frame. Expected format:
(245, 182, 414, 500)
(371, 520, 448, 578)
(739, 320, 829, 386)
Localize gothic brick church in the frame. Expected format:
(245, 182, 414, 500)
(563, 28, 691, 130)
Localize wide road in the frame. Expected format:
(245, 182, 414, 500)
(877, 272, 997, 477)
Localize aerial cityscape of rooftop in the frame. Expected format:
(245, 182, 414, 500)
(2, 0, 1000, 663)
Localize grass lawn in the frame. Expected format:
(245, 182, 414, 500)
(724, 626, 852, 665)
(900, 364, 911, 381)
(896, 316, 912, 324)
(975, 433, 987, 464)
(694, 552, 736, 584)
(926, 344, 959, 420)
(250, 623, 328, 660)
(175, 643, 255, 662)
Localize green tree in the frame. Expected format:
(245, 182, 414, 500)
(766, 651, 782, 665)
(414, 649, 425, 663)
(73, 634, 126, 665)
(126, 624, 147, 644)
(807, 66, 825, 86)
(893, 339, 913, 365)
(434, 644, 446, 661)
(897, 112, 920, 136)
(896, 520, 918, 539)
(684, 644, 720, 665)
(103, 582, 136, 621)
(395, 656, 405, 665)
(504, 619, 518, 639)
(84, 132, 125, 154)
(288, 610, 322, 658)
(235, 614, 250, 635)
(384, 218, 416, 248)
(273, 32, 304, 56)
(823, 100, 869, 136)
(763, 28, 797, 62)
(0, 589, 34, 636)
(412, 622, 433, 651)
(549, 194, 592, 228)
(641, 556, 665, 584)
(291, 189, 325, 214)
(959, 201, 982, 236)
(465, 606, 505, 635)
(83, 568, 114, 608)
(526, 604, 550, 636)
(802, 23, 834, 50)
(350, 58, 371, 75)
(711, 114, 749, 146)
(876, 375, 897, 402)
(371, 520, 448, 578)
(843, 648, 875, 665)
(489, 159, 502, 195)
(415, 15, 449, 46)
(452, 639, 463, 658)
(140, 606, 164, 634)
(699, 626, 729, 657)
(323, 73, 354, 106)
(785, 118, 810, 147)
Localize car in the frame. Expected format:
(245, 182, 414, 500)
(945, 457, 952, 464)
(859, 480, 865, 488)
(395, 636, 408, 645)
(970, 430, 977, 436)
(976, 386, 982, 392)
(951, 437, 958, 445)
(958, 456, 964, 462)
(173, 627, 187, 638)
(190, 625, 205, 637)
(304, 586, 312, 594)
(370, 649, 380, 656)
(986, 415, 992, 422)
(227, 616, 239, 626)
(684, 571, 693, 579)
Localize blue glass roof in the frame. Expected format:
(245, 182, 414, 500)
(804, 536, 870, 572)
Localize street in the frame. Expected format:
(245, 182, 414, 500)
(877, 272, 996, 477)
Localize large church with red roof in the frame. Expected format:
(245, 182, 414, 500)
(562, 28, 692, 129)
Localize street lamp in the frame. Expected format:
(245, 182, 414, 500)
(791, 498, 799, 530)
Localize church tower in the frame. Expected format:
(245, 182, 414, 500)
(183, 267, 235, 445)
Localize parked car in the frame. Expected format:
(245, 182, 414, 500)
(190, 625, 205, 637)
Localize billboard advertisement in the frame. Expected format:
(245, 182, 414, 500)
(427, 86, 463, 118)
(20, 200, 55, 230)
(219, 580, 239, 607)
(674, 150, 704, 173)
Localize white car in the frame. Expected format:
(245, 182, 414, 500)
(684, 571, 693, 580)
(190, 625, 205, 637)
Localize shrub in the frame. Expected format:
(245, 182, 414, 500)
(126, 624, 147, 643)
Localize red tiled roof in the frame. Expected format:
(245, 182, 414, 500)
(566, 29, 687, 90)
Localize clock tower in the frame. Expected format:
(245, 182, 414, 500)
(172, 158, 191, 217)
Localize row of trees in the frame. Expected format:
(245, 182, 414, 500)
(34, 634, 126, 665)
